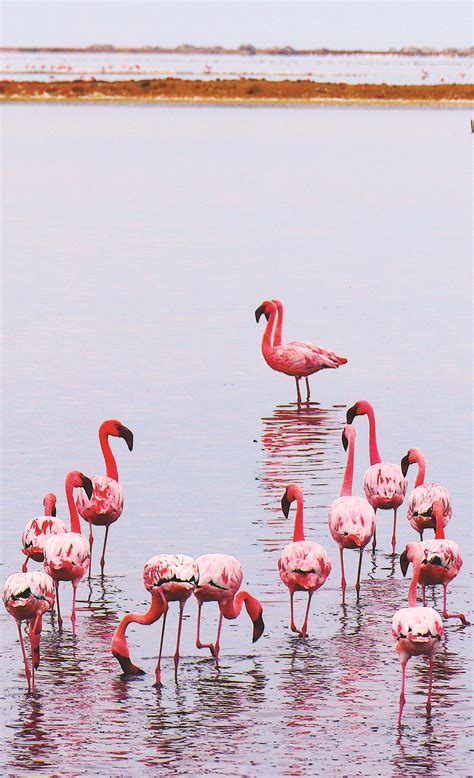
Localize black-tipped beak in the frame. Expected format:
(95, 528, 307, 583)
(346, 404, 357, 424)
(112, 652, 146, 676)
(118, 425, 134, 452)
(342, 430, 349, 451)
(401, 454, 409, 477)
(255, 304, 269, 323)
(252, 612, 265, 643)
(400, 550, 410, 577)
(81, 475, 94, 501)
(281, 491, 291, 518)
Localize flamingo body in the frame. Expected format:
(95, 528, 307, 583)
(416, 539, 462, 587)
(43, 533, 90, 581)
(363, 462, 407, 510)
(407, 483, 451, 535)
(392, 607, 444, 656)
(22, 516, 67, 565)
(328, 496, 375, 549)
(278, 540, 331, 592)
(76, 476, 124, 526)
(143, 554, 199, 601)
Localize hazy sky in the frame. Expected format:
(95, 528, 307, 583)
(2, 1, 472, 49)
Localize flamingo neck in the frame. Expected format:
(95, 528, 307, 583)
(261, 307, 278, 357)
(293, 492, 305, 542)
(340, 436, 355, 497)
(273, 303, 283, 346)
(65, 481, 82, 534)
(220, 591, 260, 622)
(43, 495, 56, 516)
(111, 590, 168, 657)
(413, 449, 426, 487)
(408, 555, 422, 607)
(366, 405, 382, 465)
(434, 510, 445, 540)
(99, 425, 119, 481)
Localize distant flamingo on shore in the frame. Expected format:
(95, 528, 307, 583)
(21, 494, 67, 572)
(401, 447, 451, 540)
(346, 400, 407, 553)
(255, 298, 347, 403)
(279, 484, 331, 637)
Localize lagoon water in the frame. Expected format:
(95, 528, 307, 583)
(1, 103, 472, 776)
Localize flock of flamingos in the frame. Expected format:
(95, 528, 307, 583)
(3, 298, 469, 725)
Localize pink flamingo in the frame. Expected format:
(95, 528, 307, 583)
(255, 298, 347, 403)
(76, 419, 133, 577)
(3, 571, 55, 692)
(194, 554, 264, 666)
(400, 500, 468, 625)
(279, 484, 331, 637)
(43, 471, 93, 634)
(21, 493, 67, 572)
(400, 447, 451, 540)
(392, 542, 445, 724)
(111, 554, 198, 685)
(328, 426, 375, 603)
(346, 400, 407, 553)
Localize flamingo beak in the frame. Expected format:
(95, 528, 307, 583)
(81, 475, 94, 501)
(118, 425, 134, 452)
(401, 455, 409, 477)
(252, 611, 265, 643)
(51, 505, 56, 517)
(346, 404, 358, 424)
(281, 491, 291, 518)
(400, 549, 410, 577)
(342, 430, 349, 451)
(112, 652, 146, 676)
(255, 304, 270, 323)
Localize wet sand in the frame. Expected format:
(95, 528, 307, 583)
(1, 78, 473, 103)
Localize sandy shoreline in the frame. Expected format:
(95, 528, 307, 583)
(1, 78, 473, 104)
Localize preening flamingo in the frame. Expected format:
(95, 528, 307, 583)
(76, 419, 133, 577)
(328, 426, 375, 604)
(400, 500, 468, 625)
(278, 484, 331, 637)
(346, 400, 407, 553)
(194, 553, 264, 666)
(401, 447, 452, 540)
(21, 493, 67, 572)
(255, 299, 347, 403)
(43, 471, 93, 634)
(392, 541, 445, 724)
(111, 554, 199, 685)
(3, 570, 55, 691)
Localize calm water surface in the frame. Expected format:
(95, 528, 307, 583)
(1, 104, 472, 776)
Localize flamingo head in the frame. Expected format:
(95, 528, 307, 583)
(342, 424, 356, 451)
(100, 419, 134, 451)
(65, 471, 94, 500)
(400, 447, 424, 476)
(255, 299, 276, 323)
(400, 542, 421, 576)
(346, 400, 372, 424)
(252, 610, 265, 643)
(112, 651, 146, 676)
(281, 483, 304, 517)
(43, 493, 57, 517)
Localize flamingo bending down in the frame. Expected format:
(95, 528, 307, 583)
(278, 484, 331, 637)
(346, 400, 407, 553)
(194, 554, 264, 666)
(21, 493, 67, 572)
(401, 447, 452, 540)
(328, 426, 375, 604)
(255, 299, 347, 403)
(43, 471, 93, 634)
(3, 570, 55, 691)
(400, 500, 468, 625)
(392, 540, 445, 724)
(76, 419, 133, 577)
(111, 554, 199, 685)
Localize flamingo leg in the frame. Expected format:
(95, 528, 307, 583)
(422, 585, 426, 607)
(88, 521, 94, 580)
(154, 609, 167, 687)
(372, 511, 377, 552)
(289, 591, 301, 636)
(300, 591, 313, 639)
(55, 582, 63, 630)
(339, 547, 347, 605)
(442, 584, 470, 625)
(28, 613, 42, 692)
(212, 611, 224, 667)
(173, 600, 185, 683)
(419, 530, 424, 541)
(100, 525, 110, 577)
(304, 377, 311, 402)
(391, 508, 398, 554)
(71, 582, 78, 636)
(398, 658, 408, 726)
(355, 547, 363, 601)
(196, 602, 214, 653)
(426, 655, 434, 716)
(295, 377, 302, 404)
(22, 557, 29, 573)
(16, 621, 31, 691)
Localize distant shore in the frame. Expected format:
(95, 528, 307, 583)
(1, 79, 473, 104)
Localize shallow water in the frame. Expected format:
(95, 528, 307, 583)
(1, 103, 472, 777)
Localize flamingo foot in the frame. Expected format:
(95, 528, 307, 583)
(443, 610, 470, 625)
(426, 701, 432, 716)
(173, 652, 180, 683)
(355, 583, 361, 602)
(196, 639, 215, 655)
(153, 669, 163, 687)
(397, 692, 405, 726)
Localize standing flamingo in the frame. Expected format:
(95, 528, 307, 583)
(194, 554, 264, 666)
(76, 419, 133, 577)
(111, 554, 199, 685)
(400, 447, 452, 540)
(279, 484, 331, 637)
(255, 299, 347, 403)
(3, 570, 55, 691)
(346, 400, 407, 553)
(43, 471, 93, 634)
(21, 493, 67, 572)
(392, 542, 445, 724)
(400, 500, 468, 625)
(328, 426, 375, 604)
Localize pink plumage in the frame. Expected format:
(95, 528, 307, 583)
(21, 493, 67, 571)
(401, 447, 452, 539)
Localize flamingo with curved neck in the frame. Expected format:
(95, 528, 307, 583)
(255, 298, 347, 404)
(279, 484, 331, 637)
(328, 426, 375, 604)
(21, 493, 67, 572)
(346, 400, 407, 553)
(401, 447, 452, 540)
(76, 418, 133, 577)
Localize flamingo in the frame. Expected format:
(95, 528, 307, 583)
(43, 471, 93, 634)
(21, 493, 67, 572)
(346, 400, 407, 553)
(255, 298, 347, 403)
(111, 554, 199, 685)
(400, 500, 468, 625)
(400, 447, 452, 540)
(392, 540, 445, 724)
(278, 484, 331, 637)
(194, 554, 264, 666)
(76, 418, 133, 577)
(328, 426, 375, 604)
(3, 570, 55, 691)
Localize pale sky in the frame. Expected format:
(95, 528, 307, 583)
(1, 1, 472, 49)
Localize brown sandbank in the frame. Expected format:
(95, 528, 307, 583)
(1, 79, 473, 104)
